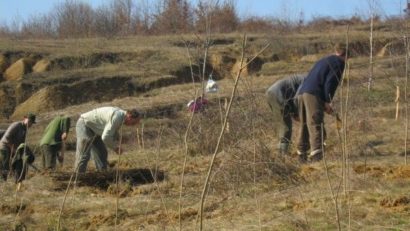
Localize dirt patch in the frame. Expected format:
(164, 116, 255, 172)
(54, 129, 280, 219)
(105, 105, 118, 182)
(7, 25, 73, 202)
(50, 168, 165, 191)
(353, 164, 410, 179)
(380, 196, 410, 207)
(0, 203, 32, 215)
(88, 209, 129, 228)
(353, 164, 387, 178)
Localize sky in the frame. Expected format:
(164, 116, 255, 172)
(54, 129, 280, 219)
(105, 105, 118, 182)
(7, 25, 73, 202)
(0, 0, 407, 26)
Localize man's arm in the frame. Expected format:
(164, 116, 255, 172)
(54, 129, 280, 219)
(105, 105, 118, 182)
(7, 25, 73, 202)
(101, 111, 124, 151)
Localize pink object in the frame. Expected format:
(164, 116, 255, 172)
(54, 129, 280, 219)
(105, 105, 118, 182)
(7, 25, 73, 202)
(188, 97, 208, 113)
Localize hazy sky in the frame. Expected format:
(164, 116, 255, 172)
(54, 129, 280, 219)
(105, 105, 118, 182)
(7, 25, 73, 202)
(0, 0, 407, 25)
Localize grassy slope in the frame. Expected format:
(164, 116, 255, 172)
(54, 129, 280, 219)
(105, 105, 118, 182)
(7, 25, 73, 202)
(1, 23, 410, 230)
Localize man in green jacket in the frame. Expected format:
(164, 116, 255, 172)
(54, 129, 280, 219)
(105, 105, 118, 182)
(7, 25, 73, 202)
(40, 116, 71, 170)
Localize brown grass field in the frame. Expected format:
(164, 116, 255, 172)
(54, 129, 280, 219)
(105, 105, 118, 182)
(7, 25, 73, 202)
(1, 21, 410, 230)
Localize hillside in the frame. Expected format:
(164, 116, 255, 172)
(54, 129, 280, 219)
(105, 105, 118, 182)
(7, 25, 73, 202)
(1, 21, 410, 230)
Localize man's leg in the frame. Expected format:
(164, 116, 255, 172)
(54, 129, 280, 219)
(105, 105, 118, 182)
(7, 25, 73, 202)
(279, 109, 292, 155)
(90, 136, 108, 171)
(303, 93, 325, 162)
(0, 148, 10, 180)
(267, 94, 289, 154)
(296, 94, 310, 163)
(41, 144, 57, 170)
(75, 119, 94, 173)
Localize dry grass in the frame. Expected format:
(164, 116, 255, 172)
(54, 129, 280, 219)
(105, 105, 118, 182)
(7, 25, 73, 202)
(1, 22, 410, 230)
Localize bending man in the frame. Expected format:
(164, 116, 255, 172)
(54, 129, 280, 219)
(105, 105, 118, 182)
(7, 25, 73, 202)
(0, 113, 36, 181)
(40, 116, 71, 171)
(296, 43, 348, 163)
(74, 107, 141, 173)
(266, 74, 305, 155)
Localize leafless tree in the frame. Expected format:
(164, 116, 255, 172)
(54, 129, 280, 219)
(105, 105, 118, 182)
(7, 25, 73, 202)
(151, 0, 194, 34)
(54, 0, 94, 38)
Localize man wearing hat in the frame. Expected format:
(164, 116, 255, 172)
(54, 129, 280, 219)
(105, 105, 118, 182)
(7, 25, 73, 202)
(0, 113, 36, 181)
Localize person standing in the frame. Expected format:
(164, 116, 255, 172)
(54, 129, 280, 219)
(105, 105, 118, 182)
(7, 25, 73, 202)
(296, 43, 348, 163)
(40, 116, 71, 171)
(0, 113, 36, 181)
(266, 74, 305, 155)
(74, 107, 141, 173)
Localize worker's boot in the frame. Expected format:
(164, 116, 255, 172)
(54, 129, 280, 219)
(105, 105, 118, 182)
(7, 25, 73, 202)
(279, 143, 289, 155)
(297, 150, 308, 163)
(308, 149, 323, 162)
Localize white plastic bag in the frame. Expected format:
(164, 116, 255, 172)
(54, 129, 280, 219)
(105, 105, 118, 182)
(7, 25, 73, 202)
(205, 79, 218, 93)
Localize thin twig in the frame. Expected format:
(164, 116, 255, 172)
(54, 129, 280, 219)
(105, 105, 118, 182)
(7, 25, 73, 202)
(114, 125, 124, 230)
(197, 34, 269, 230)
(322, 123, 341, 231)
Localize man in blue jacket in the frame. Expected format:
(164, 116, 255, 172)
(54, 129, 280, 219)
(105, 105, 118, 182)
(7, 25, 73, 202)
(296, 43, 348, 163)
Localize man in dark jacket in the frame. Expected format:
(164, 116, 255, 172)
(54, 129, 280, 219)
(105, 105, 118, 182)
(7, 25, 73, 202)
(266, 74, 305, 155)
(296, 43, 347, 162)
(0, 113, 36, 181)
(12, 143, 35, 183)
(40, 116, 71, 171)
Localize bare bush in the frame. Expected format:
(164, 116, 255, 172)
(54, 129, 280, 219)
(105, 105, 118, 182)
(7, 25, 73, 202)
(151, 0, 194, 34)
(54, 0, 94, 38)
(194, 0, 239, 33)
(20, 14, 56, 39)
(239, 16, 275, 33)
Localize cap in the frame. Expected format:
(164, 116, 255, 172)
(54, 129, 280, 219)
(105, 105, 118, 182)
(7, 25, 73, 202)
(26, 112, 36, 124)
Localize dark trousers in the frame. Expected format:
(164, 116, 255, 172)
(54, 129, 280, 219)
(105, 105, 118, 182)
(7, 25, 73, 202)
(41, 144, 60, 170)
(0, 148, 10, 180)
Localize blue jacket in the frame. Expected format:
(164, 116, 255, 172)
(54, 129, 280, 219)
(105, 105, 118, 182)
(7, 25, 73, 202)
(298, 55, 345, 103)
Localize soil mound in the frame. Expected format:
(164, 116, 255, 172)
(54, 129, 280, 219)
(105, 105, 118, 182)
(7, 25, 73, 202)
(32, 59, 51, 72)
(11, 76, 131, 118)
(3, 58, 36, 81)
(11, 86, 61, 119)
(231, 56, 263, 77)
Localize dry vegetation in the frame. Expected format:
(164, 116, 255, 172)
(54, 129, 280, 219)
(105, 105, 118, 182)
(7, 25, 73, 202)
(1, 4, 410, 231)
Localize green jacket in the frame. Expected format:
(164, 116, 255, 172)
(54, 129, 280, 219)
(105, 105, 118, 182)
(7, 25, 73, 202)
(40, 116, 71, 146)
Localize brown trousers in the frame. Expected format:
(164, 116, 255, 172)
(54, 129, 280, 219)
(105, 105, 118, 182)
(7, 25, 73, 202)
(296, 93, 326, 156)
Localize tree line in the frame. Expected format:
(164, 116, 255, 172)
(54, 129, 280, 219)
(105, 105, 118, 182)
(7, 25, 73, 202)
(0, 0, 394, 39)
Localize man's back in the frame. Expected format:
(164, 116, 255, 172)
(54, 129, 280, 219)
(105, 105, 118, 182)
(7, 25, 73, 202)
(267, 74, 305, 105)
(298, 55, 345, 103)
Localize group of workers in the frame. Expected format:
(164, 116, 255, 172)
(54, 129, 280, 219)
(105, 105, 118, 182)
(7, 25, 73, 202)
(0, 42, 347, 184)
(266, 43, 347, 162)
(0, 107, 141, 184)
